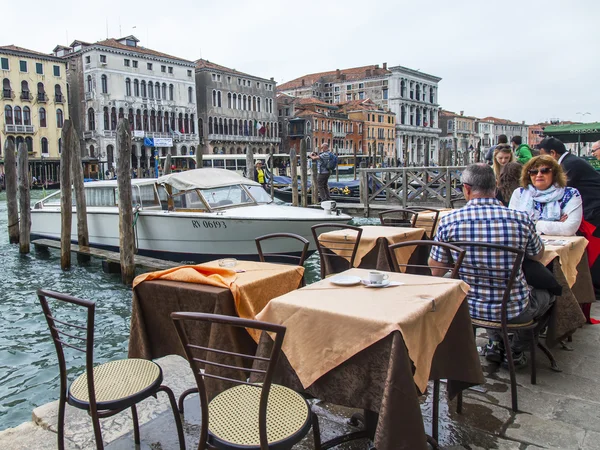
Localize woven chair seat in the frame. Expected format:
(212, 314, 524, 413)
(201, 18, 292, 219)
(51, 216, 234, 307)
(69, 359, 161, 407)
(208, 383, 310, 448)
(471, 318, 535, 329)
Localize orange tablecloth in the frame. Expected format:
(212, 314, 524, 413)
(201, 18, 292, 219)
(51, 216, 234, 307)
(256, 268, 469, 392)
(414, 208, 455, 236)
(318, 225, 425, 267)
(539, 236, 588, 288)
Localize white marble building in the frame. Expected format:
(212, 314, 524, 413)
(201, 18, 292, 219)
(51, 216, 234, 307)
(53, 36, 198, 176)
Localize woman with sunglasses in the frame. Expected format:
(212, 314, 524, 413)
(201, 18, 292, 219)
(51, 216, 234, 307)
(509, 155, 582, 235)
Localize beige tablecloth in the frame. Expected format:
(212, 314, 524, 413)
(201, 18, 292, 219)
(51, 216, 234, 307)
(256, 268, 469, 393)
(539, 236, 588, 288)
(414, 208, 455, 236)
(318, 225, 425, 267)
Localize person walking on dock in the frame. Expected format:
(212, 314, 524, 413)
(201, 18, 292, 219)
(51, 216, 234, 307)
(309, 143, 335, 201)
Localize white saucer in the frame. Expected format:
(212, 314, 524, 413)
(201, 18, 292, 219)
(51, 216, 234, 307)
(361, 279, 391, 288)
(329, 275, 362, 286)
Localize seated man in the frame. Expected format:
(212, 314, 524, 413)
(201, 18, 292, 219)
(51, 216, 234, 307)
(428, 163, 555, 367)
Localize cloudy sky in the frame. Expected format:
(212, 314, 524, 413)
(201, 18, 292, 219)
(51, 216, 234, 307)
(3, 0, 598, 124)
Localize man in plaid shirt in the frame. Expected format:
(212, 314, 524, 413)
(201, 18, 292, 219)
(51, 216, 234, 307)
(428, 164, 555, 367)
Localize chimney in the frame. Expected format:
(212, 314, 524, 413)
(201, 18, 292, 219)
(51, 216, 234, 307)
(383, 62, 387, 70)
(460, 111, 464, 116)
(366, 69, 372, 77)
(336, 69, 341, 77)
(301, 79, 305, 87)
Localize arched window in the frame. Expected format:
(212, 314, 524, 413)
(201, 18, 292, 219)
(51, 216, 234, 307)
(87, 75, 93, 92)
(118, 107, 124, 119)
(21, 80, 30, 100)
(188, 87, 193, 103)
(157, 111, 163, 132)
(150, 110, 156, 132)
(134, 79, 139, 96)
(103, 107, 109, 130)
(141, 81, 147, 97)
(237, 95, 241, 109)
(14, 106, 22, 125)
(257, 97, 261, 112)
(252, 96, 256, 111)
(54, 84, 63, 102)
(41, 138, 48, 154)
(22, 107, 31, 126)
(212, 90, 216, 107)
(111, 107, 117, 130)
(218, 117, 223, 135)
(89, 145, 95, 157)
(25, 137, 33, 153)
(217, 91, 221, 107)
(161, 83, 166, 99)
(107, 145, 114, 167)
(178, 113, 183, 133)
(125, 78, 131, 96)
(184, 114, 189, 133)
(148, 81, 154, 99)
(37, 82, 45, 101)
(227, 92, 232, 109)
(234, 119, 238, 135)
(16, 136, 24, 150)
(136, 109, 142, 130)
(164, 112, 169, 132)
(243, 95, 247, 111)
(208, 117, 213, 134)
(169, 84, 174, 100)
(223, 117, 228, 135)
(190, 114, 195, 134)
(4, 105, 13, 124)
(39, 107, 47, 127)
(227, 119, 232, 135)
(101, 75, 108, 94)
(2, 78, 11, 97)
(143, 110, 148, 131)
(128, 109, 134, 129)
(155, 83, 160, 99)
(232, 93, 237, 110)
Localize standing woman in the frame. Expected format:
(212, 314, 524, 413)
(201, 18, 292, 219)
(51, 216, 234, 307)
(492, 144, 515, 180)
(254, 160, 267, 190)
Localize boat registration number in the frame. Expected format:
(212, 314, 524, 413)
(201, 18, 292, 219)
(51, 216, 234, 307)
(191, 220, 228, 229)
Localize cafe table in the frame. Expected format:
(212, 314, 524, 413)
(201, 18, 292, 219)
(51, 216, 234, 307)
(414, 208, 455, 236)
(539, 236, 590, 345)
(317, 225, 427, 273)
(255, 268, 484, 450)
(128, 260, 304, 396)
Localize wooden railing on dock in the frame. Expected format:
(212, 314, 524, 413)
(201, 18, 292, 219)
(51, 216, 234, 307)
(357, 166, 466, 215)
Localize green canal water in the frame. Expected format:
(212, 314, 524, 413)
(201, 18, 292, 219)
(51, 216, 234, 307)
(0, 190, 376, 430)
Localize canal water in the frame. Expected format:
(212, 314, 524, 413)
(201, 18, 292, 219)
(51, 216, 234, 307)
(0, 191, 375, 430)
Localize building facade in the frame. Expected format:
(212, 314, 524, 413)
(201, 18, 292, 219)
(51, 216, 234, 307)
(279, 63, 441, 166)
(0, 45, 68, 180)
(195, 59, 279, 155)
(479, 117, 529, 146)
(53, 36, 198, 177)
(438, 110, 478, 165)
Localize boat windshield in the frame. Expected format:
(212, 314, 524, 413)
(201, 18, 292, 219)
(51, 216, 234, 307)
(199, 185, 255, 208)
(245, 185, 273, 204)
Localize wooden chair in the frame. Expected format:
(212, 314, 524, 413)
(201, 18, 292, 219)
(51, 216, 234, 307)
(255, 232, 310, 267)
(171, 312, 318, 450)
(38, 289, 185, 450)
(311, 223, 363, 279)
(451, 242, 555, 413)
(378, 208, 418, 228)
(387, 240, 466, 444)
(407, 207, 441, 237)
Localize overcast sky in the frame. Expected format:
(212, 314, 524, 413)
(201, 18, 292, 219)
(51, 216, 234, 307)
(2, 0, 598, 125)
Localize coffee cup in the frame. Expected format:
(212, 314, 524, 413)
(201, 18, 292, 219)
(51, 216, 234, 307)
(368, 271, 389, 285)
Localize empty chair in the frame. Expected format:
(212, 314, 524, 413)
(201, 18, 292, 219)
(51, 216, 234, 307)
(255, 232, 310, 267)
(408, 207, 442, 237)
(311, 223, 363, 279)
(171, 312, 319, 449)
(37, 289, 185, 450)
(378, 208, 419, 228)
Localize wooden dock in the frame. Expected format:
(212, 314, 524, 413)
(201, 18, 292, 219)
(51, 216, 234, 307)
(32, 239, 179, 272)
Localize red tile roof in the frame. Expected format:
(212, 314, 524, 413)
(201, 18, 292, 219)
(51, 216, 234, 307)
(279, 64, 391, 91)
(93, 39, 192, 63)
(479, 116, 524, 125)
(0, 44, 57, 59)
(195, 58, 254, 77)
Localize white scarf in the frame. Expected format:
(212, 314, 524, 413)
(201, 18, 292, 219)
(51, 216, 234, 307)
(515, 184, 564, 221)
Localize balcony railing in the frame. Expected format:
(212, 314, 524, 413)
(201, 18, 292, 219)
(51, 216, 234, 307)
(20, 92, 31, 100)
(2, 89, 13, 99)
(83, 131, 97, 139)
(37, 93, 47, 103)
(55, 94, 64, 103)
(84, 92, 93, 100)
(5, 124, 35, 134)
(208, 133, 281, 144)
(333, 130, 346, 138)
(130, 131, 199, 142)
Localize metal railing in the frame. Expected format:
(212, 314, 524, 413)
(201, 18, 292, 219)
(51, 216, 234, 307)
(358, 166, 466, 209)
(208, 133, 281, 143)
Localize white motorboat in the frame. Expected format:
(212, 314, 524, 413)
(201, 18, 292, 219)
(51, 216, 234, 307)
(30, 168, 351, 262)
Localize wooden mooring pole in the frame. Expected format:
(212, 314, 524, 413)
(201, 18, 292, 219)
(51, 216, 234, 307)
(289, 147, 298, 207)
(60, 123, 73, 270)
(300, 140, 308, 207)
(17, 143, 30, 253)
(117, 118, 135, 284)
(311, 155, 319, 206)
(163, 152, 172, 175)
(246, 148, 254, 181)
(5, 139, 18, 244)
(69, 121, 89, 261)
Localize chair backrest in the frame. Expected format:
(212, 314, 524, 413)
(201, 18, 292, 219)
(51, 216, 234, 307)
(171, 312, 286, 450)
(452, 241, 525, 325)
(311, 223, 363, 279)
(37, 289, 98, 411)
(255, 232, 310, 267)
(387, 240, 465, 278)
(407, 207, 441, 237)
(378, 209, 418, 228)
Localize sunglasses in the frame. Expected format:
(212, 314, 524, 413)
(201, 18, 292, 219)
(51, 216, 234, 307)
(528, 168, 552, 176)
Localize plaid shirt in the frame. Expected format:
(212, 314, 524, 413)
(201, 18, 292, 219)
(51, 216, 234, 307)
(430, 198, 543, 321)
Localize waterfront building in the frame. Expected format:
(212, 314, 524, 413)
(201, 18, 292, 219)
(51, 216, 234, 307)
(279, 63, 440, 166)
(438, 110, 478, 164)
(52, 36, 198, 177)
(195, 59, 279, 155)
(479, 116, 529, 146)
(475, 118, 495, 160)
(0, 45, 68, 180)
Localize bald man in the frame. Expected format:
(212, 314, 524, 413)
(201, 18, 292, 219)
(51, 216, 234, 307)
(591, 140, 600, 161)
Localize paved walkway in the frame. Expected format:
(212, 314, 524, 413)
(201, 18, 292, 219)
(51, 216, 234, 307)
(2, 304, 599, 450)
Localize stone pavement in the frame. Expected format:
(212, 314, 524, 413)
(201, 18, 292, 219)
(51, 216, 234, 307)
(1, 303, 599, 450)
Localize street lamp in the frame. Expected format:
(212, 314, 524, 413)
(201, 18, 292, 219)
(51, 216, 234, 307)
(576, 112, 591, 122)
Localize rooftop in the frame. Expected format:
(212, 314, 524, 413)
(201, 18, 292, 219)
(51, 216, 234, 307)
(279, 64, 391, 91)
(0, 45, 63, 62)
(195, 58, 255, 78)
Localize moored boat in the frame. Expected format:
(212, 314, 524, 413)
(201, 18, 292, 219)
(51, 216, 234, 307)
(30, 168, 351, 262)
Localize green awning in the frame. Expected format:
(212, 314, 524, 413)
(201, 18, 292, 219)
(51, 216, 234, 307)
(543, 122, 600, 143)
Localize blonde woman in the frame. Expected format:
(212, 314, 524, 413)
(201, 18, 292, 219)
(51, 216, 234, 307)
(509, 155, 582, 236)
(492, 144, 515, 179)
